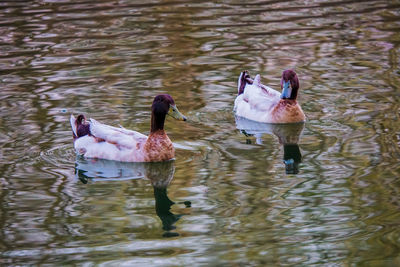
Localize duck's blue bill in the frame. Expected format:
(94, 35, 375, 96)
(281, 81, 292, 99)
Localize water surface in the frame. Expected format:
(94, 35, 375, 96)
(1, 0, 400, 266)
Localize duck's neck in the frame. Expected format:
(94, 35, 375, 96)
(281, 99, 297, 104)
(150, 111, 166, 133)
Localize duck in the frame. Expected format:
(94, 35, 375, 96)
(234, 70, 305, 123)
(70, 94, 187, 162)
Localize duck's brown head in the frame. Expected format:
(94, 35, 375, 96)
(280, 70, 300, 100)
(151, 94, 186, 132)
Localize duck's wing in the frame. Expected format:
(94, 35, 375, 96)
(244, 84, 281, 112)
(259, 84, 281, 99)
(89, 118, 147, 149)
(244, 74, 281, 103)
(252, 74, 281, 99)
(117, 124, 148, 139)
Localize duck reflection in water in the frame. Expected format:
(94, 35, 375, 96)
(144, 161, 191, 237)
(235, 116, 304, 174)
(75, 158, 190, 237)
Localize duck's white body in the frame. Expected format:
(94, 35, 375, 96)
(71, 116, 150, 162)
(234, 71, 305, 124)
(234, 74, 282, 123)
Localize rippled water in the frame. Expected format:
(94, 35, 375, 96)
(1, 0, 400, 265)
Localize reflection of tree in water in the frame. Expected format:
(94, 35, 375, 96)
(236, 116, 304, 174)
(75, 159, 191, 237)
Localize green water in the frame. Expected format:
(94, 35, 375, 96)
(1, 0, 400, 265)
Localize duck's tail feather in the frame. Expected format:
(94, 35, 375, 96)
(70, 114, 78, 138)
(71, 114, 92, 139)
(237, 71, 251, 95)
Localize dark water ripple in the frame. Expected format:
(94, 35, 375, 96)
(1, 0, 400, 265)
